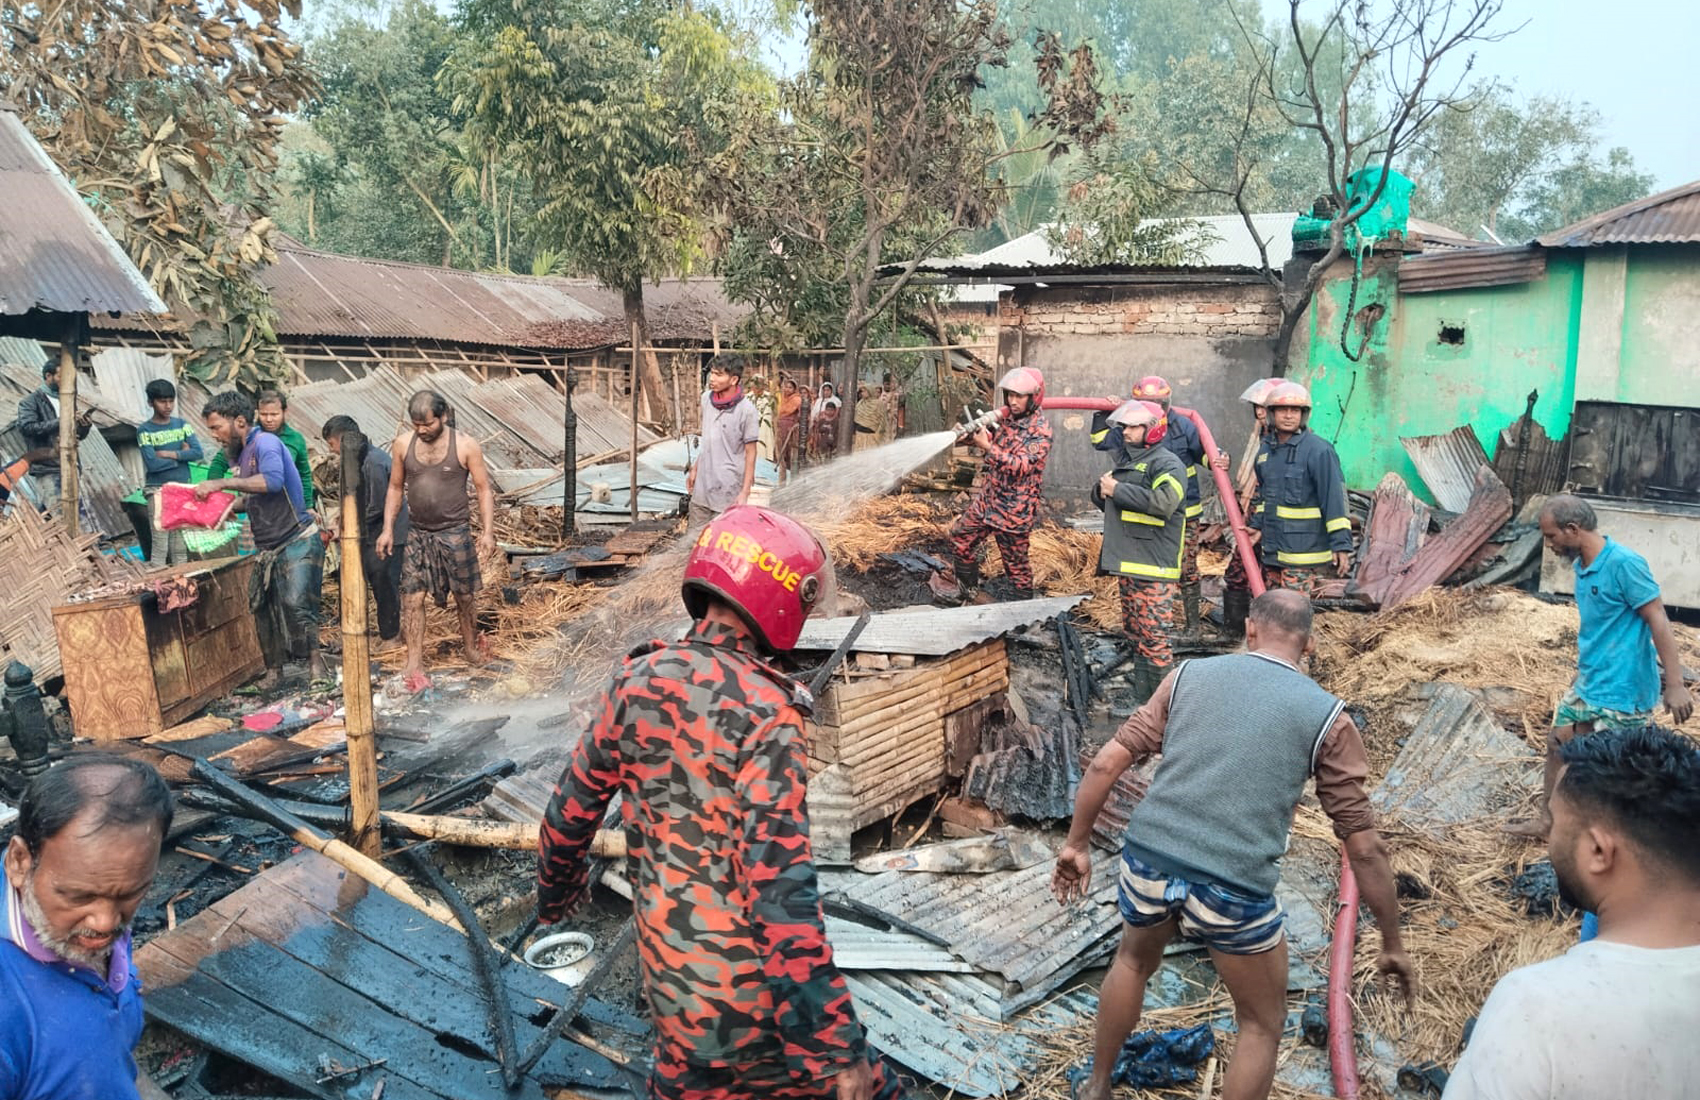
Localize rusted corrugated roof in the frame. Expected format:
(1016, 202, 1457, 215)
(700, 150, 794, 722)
(1371, 683, 1537, 836)
(1538, 179, 1700, 247)
(0, 108, 167, 318)
(1400, 425, 1491, 512)
(468, 374, 660, 460)
(1398, 245, 1547, 294)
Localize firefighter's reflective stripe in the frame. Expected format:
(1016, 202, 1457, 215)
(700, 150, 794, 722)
(1118, 517, 1186, 580)
(1326, 517, 1352, 533)
(1275, 505, 1322, 520)
(1090, 427, 1109, 444)
(1153, 473, 1183, 499)
(1185, 502, 1204, 517)
(1277, 549, 1334, 566)
(1122, 511, 1166, 526)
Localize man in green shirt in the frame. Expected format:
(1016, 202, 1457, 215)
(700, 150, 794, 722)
(204, 389, 315, 510)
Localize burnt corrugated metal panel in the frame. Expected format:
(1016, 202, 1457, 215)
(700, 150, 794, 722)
(1538, 180, 1700, 247)
(1371, 683, 1537, 836)
(793, 595, 1085, 656)
(0, 109, 168, 318)
(819, 844, 1121, 1018)
(824, 917, 974, 972)
(1400, 425, 1491, 512)
(842, 973, 1097, 1097)
(89, 348, 175, 426)
(1397, 245, 1546, 293)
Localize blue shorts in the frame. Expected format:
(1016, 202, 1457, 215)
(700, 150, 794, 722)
(1117, 848, 1286, 955)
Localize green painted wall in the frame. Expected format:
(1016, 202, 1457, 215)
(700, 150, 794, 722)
(1297, 252, 1585, 500)
(1616, 245, 1700, 404)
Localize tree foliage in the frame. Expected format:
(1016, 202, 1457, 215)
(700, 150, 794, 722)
(721, 0, 1115, 442)
(1, 0, 317, 387)
(1409, 87, 1655, 241)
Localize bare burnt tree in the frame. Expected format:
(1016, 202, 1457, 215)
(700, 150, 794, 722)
(1177, 0, 1515, 372)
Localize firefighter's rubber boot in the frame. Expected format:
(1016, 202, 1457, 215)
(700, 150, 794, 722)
(1222, 587, 1250, 639)
(1129, 655, 1170, 706)
(1012, 586, 1035, 602)
(1181, 582, 1201, 635)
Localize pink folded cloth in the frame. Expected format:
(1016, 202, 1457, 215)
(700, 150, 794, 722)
(157, 482, 238, 530)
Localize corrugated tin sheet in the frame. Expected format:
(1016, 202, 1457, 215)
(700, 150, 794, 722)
(88, 348, 176, 426)
(0, 109, 168, 318)
(0, 420, 138, 538)
(1538, 180, 1700, 247)
(1397, 244, 1547, 293)
(468, 374, 660, 461)
(819, 843, 1122, 1018)
(1400, 425, 1491, 513)
(1371, 683, 1537, 835)
(794, 595, 1086, 656)
(824, 916, 975, 973)
(100, 238, 748, 350)
(917, 213, 1482, 281)
(843, 974, 1098, 1098)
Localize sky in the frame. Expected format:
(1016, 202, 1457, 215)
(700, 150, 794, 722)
(1479, 0, 1698, 189)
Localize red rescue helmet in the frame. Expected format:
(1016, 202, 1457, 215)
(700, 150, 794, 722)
(1108, 399, 1168, 446)
(682, 505, 837, 652)
(1264, 381, 1313, 410)
(997, 367, 1045, 412)
(1239, 378, 1282, 407)
(1133, 375, 1173, 408)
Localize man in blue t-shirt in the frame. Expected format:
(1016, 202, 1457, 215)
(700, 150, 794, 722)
(1506, 494, 1694, 838)
(1, 756, 172, 1100)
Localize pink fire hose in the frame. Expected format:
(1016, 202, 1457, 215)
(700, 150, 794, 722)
(1033, 397, 1267, 596)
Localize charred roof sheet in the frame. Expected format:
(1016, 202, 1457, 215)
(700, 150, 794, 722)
(793, 595, 1085, 656)
(1538, 180, 1700, 247)
(0, 108, 167, 318)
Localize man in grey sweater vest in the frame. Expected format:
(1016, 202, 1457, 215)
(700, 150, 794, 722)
(1054, 589, 1413, 1100)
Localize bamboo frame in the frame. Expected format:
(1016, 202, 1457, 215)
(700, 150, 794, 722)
(339, 438, 380, 857)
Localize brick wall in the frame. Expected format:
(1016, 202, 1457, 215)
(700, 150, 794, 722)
(1000, 282, 1281, 339)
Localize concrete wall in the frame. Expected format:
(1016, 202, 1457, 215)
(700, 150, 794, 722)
(1611, 245, 1700, 405)
(994, 282, 1280, 506)
(1298, 252, 1586, 499)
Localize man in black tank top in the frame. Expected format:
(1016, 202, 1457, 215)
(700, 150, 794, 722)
(376, 390, 497, 692)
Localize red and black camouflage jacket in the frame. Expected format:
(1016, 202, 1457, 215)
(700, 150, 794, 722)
(538, 620, 868, 1079)
(963, 410, 1052, 533)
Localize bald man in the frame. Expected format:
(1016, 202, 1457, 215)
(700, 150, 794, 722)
(1054, 589, 1412, 1100)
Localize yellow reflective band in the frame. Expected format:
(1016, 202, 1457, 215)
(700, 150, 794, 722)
(1090, 429, 1108, 443)
(1256, 453, 1268, 464)
(1185, 503, 1204, 517)
(1153, 474, 1183, 498)
(1253, 502, 1265, 514)
(1326, 517, 1352, 533)
(1186, 465, 1198, 477)
(1277, 549, 1334, 566)
(1133, 462, 1148, 471)
(1121, 511, 1165, 526)
(1275, 505, 1323, 520)
(1119, 561, 1183, 580)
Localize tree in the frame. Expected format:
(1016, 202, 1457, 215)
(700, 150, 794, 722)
(2, 0, 318, 386)
(722, 2, 1115, 446)
(444, 2, 767, 426)
(1514, 146, 1655, 240)
(1179, 0, 1514, 371)
(1046, 154, 1216, 265)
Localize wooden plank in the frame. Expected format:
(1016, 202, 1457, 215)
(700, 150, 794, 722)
(147, 715, 235, 744)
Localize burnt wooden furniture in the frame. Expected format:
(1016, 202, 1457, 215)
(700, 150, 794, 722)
(52, 556, 263, 740)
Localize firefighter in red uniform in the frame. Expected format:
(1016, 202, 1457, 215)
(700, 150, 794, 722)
(943, 367, 1052, 602)
(537, 505, 904, 1100)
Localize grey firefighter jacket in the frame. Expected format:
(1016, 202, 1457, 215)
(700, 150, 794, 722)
(1092, 440, 1187, 581)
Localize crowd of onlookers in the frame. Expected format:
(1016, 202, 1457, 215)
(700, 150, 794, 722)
(744, 370, 907, 484)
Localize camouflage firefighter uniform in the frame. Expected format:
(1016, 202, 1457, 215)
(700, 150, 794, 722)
(1248, 428, 1352, 595)
(538, 620, 904, 1100)
(950, 408, 1052, 595)
(1093, 441, 1186, 685)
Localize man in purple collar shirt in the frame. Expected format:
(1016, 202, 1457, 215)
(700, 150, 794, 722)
(1, 756, 173, 1100)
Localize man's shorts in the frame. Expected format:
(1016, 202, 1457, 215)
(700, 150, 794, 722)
(1117, 848, 1285, 955)
(1553, 684, 1652, 732)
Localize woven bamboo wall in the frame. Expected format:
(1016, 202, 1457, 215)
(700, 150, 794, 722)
(807, 639, 1009, 862)
(0, 503, 140, 681)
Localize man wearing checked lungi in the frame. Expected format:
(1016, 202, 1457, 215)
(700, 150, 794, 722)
(377, 389, 497, 694)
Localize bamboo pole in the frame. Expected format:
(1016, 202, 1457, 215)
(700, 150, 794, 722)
(379, 812, 625, 856)
(57, 320, 79, 535)
(562, 363, 577, 540)
(338, 434, 380, 857)
(629, 322, 640, 523)
(190, 760, 461, 930)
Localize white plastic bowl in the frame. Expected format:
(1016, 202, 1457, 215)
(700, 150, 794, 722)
(523, 931, 596, 987)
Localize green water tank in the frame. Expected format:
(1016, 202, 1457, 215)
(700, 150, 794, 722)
(1343, 166, 1413, 242)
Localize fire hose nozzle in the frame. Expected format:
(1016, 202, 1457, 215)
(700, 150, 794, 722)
(955, 406, 1006, 438)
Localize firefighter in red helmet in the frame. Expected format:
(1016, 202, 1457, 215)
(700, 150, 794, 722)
(1247, 382, 1354, 595)
(1093, 400, 1187, 699)
(939, 367, 1053, 603)
(539, 505, 905, 1100)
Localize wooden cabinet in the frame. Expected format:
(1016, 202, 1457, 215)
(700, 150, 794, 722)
(53, 557, 264, 740)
